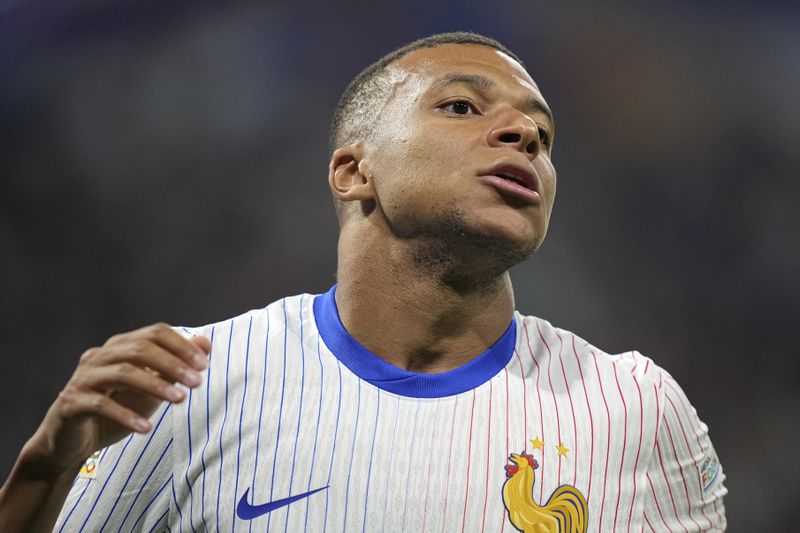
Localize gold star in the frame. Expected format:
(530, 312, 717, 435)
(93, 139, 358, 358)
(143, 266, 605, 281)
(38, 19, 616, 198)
(556, 443, 570, 457)
(530, 436, 544, 450)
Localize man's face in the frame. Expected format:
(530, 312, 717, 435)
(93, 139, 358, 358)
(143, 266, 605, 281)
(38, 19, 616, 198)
(363, 43, 556, 257)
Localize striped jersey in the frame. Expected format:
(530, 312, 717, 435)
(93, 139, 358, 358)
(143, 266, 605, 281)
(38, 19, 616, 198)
(54, 286, 727, 532)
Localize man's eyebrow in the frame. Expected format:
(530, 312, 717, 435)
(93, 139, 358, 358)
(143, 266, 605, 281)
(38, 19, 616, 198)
(526, 98, 554, 126)
(431, 72, 554, 125)
(432, 73, 496, 91)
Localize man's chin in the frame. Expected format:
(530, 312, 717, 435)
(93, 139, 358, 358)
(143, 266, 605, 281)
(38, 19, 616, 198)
(422, 239, 535, 294)
(409, 209, 542, 292)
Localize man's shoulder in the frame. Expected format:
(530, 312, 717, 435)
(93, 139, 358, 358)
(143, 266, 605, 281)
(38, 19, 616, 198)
(175, 291, 318, 338)
(514, 311, 672, 391)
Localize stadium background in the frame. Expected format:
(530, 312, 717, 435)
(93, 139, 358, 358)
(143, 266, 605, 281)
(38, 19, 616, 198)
(1, 0, 798, 530)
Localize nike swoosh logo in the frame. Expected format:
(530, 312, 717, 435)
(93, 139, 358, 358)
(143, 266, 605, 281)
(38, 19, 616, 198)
(236, 486, 329, 520)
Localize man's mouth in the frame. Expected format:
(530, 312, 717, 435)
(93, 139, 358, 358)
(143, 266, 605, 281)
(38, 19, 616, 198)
(480, 162, 541, 203)
(496, 172, 528, 187)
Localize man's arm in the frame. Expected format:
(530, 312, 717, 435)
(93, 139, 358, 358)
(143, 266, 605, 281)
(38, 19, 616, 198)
(0, 448, 83, 532)
(0, 323, 210, 532)
(643, 370, 727, 532)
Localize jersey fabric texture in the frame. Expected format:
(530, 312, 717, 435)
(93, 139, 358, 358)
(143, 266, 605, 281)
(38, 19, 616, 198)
(55, 286, 727, 532)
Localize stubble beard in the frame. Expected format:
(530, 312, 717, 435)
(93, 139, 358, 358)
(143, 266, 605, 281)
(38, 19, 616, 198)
(409, 207, 540, 295)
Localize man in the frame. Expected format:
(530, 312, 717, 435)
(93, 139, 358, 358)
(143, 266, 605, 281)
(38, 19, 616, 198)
(0, 32, 726, 532)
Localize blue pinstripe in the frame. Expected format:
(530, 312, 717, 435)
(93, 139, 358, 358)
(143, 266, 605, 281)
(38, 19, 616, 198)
(116, 437, 173, 532)
(341, 378, 362, 533)
(232, 315, 253, 531)
(248, 309, 270, 533)
(179, 328, 198, 533)
(266, 300, 290, 532)
(182, 386, 197, 533)
(400, 399, 422, 530)
(148, 508, 170, 533)
(215, 319, 235, 533)
(361, 389, 381, 533)
(284, 296, 306, 532)
(129, 475, 171, 532)
(303, 333, 325, 531)
(77, 434, 136, 532)
(198, 325, 216, 531)
(59, 444, 114, 531)
(96, 406, 172, 531)
(379, 396, 402, 532)
(58, 472, 93, 532)
(322, 361, 343, 533)
(171, 477, 183, 533)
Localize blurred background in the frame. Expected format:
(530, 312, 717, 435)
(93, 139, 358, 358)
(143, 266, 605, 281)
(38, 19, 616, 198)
(1, 0, 798, 530)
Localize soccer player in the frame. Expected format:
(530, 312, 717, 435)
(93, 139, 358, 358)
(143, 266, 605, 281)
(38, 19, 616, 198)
(0, 32, 726, 532)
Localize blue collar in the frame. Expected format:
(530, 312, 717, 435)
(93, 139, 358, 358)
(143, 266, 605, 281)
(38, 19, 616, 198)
(313, 285, 516, 398)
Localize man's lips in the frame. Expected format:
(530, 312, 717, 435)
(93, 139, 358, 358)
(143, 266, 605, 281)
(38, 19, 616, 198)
(479, 162, 541, 203)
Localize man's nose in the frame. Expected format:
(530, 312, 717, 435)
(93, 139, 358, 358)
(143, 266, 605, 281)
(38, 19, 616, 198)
(486, 114, 540, 159)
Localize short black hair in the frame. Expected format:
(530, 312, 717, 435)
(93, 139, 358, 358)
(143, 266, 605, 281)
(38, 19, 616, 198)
(329, 32, 524, 155)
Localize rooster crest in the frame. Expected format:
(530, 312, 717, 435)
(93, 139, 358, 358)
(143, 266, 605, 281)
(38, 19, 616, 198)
(502, 451, 588, 533)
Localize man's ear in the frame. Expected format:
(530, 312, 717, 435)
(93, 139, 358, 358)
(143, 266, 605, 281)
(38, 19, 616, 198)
(328, 143, 375, 203)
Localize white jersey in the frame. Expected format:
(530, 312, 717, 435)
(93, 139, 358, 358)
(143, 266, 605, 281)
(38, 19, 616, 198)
(55, 286, 726, 532)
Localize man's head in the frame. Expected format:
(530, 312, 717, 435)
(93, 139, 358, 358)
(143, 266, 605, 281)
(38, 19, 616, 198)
(328, 32, 556, 290)
(329, 33, 524, 155)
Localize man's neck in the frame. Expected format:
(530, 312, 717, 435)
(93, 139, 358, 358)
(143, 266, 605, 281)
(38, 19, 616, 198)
(334, 228, 516, 374)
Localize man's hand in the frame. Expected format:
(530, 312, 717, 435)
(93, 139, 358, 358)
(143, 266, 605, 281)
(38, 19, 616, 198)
(25, 322, 211, 474)
(0, 323, 211, 532)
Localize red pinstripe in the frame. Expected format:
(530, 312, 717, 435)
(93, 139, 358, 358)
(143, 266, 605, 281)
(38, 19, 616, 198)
(440, 396, 459, 533)
(513, 350, 528, 445)
(666, 380, 723, 523)
(611, 364, 629, 532)
(460, 390, 477, 533)
(591, 351, 612, 531)
(626, 374, 645, 532)
(554, 330, 578, 486)
(653, 382, 661, 441)
(655, 440, 689, 533)
(643, 510, 656, 532)
(522, 322, 545, 502)
(663, 408, 702, 531)
(480, 380, 493, 533)
(537, 321, 563, 482)
(647, 474, 670, 530)
(572, 335, 595, 501)
(505, 367, 510, 456)
(420, 399, 440, 532)
(652, 378, 693, 533)
(665, 394, 713, 529)
(500, 368, 509, 533)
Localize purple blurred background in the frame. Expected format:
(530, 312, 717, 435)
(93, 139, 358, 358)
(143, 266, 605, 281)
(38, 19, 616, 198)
(1, 1, 798, 530)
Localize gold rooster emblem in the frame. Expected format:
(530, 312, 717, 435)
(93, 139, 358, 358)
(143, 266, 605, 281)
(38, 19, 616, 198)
(502, 452, 588, 533)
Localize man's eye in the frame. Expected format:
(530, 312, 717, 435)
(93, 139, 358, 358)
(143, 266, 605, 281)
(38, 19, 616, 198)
(538, 127, 552, 147)
(441, 100, 476, 115)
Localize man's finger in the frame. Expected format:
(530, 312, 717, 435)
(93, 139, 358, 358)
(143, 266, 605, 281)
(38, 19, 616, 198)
(134, 323, 209, 371)
(60, 390, 152, 433)
(100, 342, 203, 388)
(85, 364, 187, 404)
(190, 336, 212, 355)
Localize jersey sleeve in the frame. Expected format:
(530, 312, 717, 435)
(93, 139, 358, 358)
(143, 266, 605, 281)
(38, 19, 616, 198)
(52, 401, 174, 532)
(642, 369, 727, 532)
